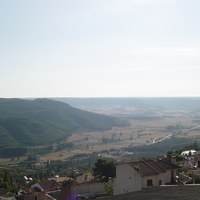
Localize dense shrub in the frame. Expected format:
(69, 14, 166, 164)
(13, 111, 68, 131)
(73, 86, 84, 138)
(1, 146, 28, 157)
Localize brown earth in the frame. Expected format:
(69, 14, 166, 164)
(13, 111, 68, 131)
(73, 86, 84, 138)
(39, 116, 199, 162)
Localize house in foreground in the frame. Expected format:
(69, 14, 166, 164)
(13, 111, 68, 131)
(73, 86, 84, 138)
(31, 179, 60, 193)
(30, 174, 106, 199)
(114, 158, 179, 195)
(31, 179, 60, 199)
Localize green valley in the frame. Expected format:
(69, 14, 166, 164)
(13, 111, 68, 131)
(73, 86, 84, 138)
(0, 98, 122, 151)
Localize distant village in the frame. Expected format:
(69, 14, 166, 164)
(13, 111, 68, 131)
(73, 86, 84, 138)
(1, 143, 200, 200)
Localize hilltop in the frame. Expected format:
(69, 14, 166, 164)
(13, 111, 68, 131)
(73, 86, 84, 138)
(0, 98, 122, 147)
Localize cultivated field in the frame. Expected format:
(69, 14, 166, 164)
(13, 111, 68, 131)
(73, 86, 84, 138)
(39, 114, 199, 162)
(1, 98, 200, 164)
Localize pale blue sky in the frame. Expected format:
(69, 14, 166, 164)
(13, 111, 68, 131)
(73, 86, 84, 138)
(1, 0, 200, 98)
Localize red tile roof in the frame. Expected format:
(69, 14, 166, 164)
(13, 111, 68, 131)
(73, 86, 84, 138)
(39, 179, 60, 192)
(145, 160, 166, 173)
(76, 172, 94, 184)
(130, 160, 166, 176)
(128, 158, 180, 177)
(48, 176, 72, 183)
(21, 192, 56, 200)
(156, 160, 179, 170)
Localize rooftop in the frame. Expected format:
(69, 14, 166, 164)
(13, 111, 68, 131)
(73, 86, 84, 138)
(32, 179, 60, 192)
(99, 185, 200, 200)
(128, 159, 178, 176)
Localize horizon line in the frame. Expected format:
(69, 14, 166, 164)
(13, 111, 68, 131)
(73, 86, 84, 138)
(1, 96, 200, 99)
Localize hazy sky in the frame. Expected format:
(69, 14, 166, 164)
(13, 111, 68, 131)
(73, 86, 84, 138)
(1, 0, 200, 98)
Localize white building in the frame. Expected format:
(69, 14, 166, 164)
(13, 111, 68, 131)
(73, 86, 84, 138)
(181, 150, 196, 157)
(114, 158, 179, 195)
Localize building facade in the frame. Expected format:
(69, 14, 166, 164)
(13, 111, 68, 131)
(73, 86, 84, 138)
(114, 159, 179, 195)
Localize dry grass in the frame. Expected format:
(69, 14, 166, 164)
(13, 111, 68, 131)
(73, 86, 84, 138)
(0, 156, 27, 165)
(40, 116, 198, 162)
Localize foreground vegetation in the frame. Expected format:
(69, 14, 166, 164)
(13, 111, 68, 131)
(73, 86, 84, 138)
(1, 97, 200, 197)
(1, 139, 200, 197)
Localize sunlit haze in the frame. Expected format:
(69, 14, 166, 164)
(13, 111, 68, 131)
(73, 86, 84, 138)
(1, 0, 200, 98)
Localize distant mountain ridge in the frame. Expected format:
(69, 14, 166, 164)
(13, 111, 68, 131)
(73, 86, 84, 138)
(53, 97, 200, 108)
(53, 97, 200, 116)
(0, 98, 122, 147)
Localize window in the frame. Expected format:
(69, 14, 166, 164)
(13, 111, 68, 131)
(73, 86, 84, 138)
(147, 179, 153, 186)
